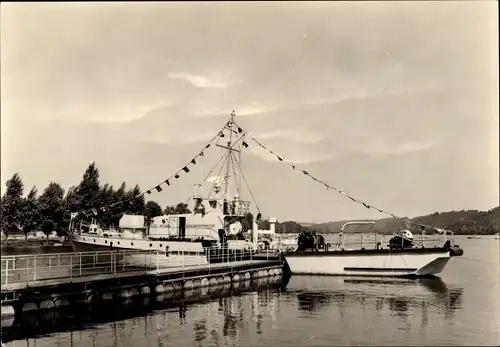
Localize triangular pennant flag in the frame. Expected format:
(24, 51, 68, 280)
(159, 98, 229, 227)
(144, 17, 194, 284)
(205, 144, 211, 149)
(165, 179, 170, 186)
(199, 151, 204, 157)
(292, 165, 295, 169)
(348, 196, 356, 202)
(175, 174, 180, 179)
(146, 190, 152, 194)
(338, 190, 344, 194)
(219, 133, 225, 138)
(362, 202, 370, 209)
(302, 170, 309, 175)
(237, 127, 243, 133)
(191, 158, 196, 165)
(182, 166, 190, 173)
(242, 141, 248, 148)
(277, 156, 283, 161)
(155, 185, 162, 193)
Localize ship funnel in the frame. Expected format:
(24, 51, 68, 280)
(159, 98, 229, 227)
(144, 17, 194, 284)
(252, 214, 259, 248)
(269, 217, 277, 234)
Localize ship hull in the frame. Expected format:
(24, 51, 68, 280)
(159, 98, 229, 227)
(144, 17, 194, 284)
(282, 247, 463, 277)
(70, 233, 209, 268)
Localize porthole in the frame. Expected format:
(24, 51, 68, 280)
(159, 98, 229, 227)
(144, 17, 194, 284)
(105, 240, 107, 244)
(93, 239, 96, 242)
(117, 241, 120, 245)
(159, 244, 162, 247)
(83, 237, 86, 241)
(131, 242, 134, 246)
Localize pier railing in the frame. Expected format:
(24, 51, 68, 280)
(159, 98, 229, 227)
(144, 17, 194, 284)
(0, 247, 280, 286)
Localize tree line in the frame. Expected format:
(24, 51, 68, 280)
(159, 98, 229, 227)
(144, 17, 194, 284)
(0, 163, 192, 240)
(312, 206, 500, 235)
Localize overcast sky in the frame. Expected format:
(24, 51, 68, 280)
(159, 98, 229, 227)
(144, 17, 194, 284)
(1, 2, 498, 223)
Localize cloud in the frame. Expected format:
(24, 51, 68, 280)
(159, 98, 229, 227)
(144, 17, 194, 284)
(253, 129, 330, 144)
(342, 139, 439, 158)
(385, 141, 437, 156)
(167, 72, 229, 89)
(244, 144, 336, 165)
(140, 131, 216, 146)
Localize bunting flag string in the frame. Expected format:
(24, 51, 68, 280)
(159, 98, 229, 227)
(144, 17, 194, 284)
(72, 122, 229, 219)
(235, 121, 450, 234)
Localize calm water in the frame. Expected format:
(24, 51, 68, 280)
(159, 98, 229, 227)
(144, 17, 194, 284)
(1, 235, 499, 346)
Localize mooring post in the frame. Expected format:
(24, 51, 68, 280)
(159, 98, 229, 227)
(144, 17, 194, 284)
(5, 258, 9, 285)
(23, 257, 27, 282)
(69, 254, 73, 281)
(33, 255, 37, 281)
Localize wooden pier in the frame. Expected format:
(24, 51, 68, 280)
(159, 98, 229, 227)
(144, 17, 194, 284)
(0, 249, 284, 318)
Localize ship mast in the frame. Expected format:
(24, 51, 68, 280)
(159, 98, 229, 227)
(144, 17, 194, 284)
(216, 110, 242, 201)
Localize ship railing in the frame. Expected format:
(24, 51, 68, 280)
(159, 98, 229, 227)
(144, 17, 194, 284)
(327, 233, 446, 251)
(75, 230, 221, 242)
(331, 221, 450, 250)
(0, 247, 280, 286)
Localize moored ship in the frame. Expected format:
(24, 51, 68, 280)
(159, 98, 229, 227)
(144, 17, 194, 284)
(69, 112, 292, 268)
(282, 221, 464, 277)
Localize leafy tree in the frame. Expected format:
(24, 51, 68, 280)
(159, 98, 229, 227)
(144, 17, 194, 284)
(241, 212, 254, 233)
(97, 184, 115, 226)
(1, 173, 24, 236)
(164, 205, 176, 215)
(144, 201, 163, 227)
(257, 219, 270, 230)
(21, 186, 40, 244)
(124, 184, 145, 215)
(164, 202, 191, 215)
(38, 182, 65, 241)
(75, 162, 101, 214)
(108, 182, 127, 227)
(62, 186, 79, 233)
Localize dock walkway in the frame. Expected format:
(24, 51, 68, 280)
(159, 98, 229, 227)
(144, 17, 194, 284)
(1, 249, 284, 316)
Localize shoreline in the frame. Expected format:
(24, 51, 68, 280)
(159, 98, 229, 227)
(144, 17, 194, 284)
(1, 240, 71, 248)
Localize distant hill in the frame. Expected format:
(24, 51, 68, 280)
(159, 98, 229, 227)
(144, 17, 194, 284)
(283, 207, 500, 235)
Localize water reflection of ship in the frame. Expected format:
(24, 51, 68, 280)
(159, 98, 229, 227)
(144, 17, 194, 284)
(282, 275, 463, 327)
(1, 276, 283, 345)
